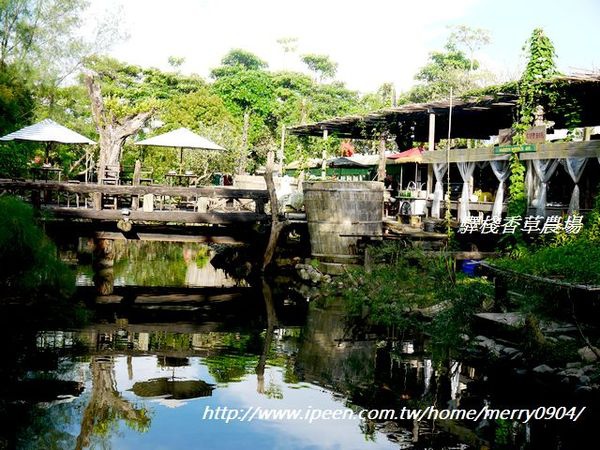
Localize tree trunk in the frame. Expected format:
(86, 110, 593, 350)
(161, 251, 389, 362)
(256, 279, 278, 393)
(262, 150, 288, 271)
(84, 74, 153, 184)
(238, 109, 251, 175)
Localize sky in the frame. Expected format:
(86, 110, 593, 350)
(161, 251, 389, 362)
(87, 0, 600, 94)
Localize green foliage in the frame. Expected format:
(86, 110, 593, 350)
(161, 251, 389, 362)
(211, 49, 268, 80)
(515, 28, 558, 140)
(494, 235, 600, 285)
(343, 248, 439, 331)
(0, 196, 74, 299)
(494, 191, 600, 284)
(300, 53, 338, 82)
(341, 244, 493, 356)
(213, 68, 274, 117)
(407, 43, 475, 102)
(506, 153, 526, 217)
(0, 63, 36, 177)
(448, 25, 491, 72)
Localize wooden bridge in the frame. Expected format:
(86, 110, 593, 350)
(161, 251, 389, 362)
(0, 179, 272, 242)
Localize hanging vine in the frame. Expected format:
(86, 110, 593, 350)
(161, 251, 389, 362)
(507, 28, 558, 218)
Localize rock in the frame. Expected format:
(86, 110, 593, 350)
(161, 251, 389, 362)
(577, 375, 591, 385)
(299, 269, 310, 281)
(574, 385, 593, 395)
(386, 433, 399, 442)
(546, 336, 558, 343)
(533, 364, 555, 375)
(510, 352, 524, 361)
(379, 421, 400, 433)
(582, 365, 597, 374)
(501, 347, 520, 357)
(566, 362, 582, 369)
(309, 272, 322, 284)
(558, 368, 584, 378)
(578, 346, 600, 363)
(558, 335, 576, 342)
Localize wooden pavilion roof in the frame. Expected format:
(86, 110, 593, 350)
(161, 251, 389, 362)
(288, 74, 600, 141)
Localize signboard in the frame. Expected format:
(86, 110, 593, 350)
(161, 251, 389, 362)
(497, 126, 546, 145)
(493, 144, 537, 154)
(498, 128, 514, 145)
(525, 126, 546, 144)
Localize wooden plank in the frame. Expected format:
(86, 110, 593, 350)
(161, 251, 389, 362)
(92, 232, 246, 244)
(0, 179, 269, 200)
(420, 140, 600, 164)
(43, 206, 268, 224)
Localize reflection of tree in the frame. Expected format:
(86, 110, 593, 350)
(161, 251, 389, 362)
(75, 356, 150, 450)
(110, 241, 212, 286)
(256, 279, 279, 395)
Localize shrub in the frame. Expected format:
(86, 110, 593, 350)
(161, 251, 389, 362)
(0, 196, 74, 300)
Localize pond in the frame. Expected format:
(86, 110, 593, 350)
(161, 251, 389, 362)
(0, 241, 596, 449)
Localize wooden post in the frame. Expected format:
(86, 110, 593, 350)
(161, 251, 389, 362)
(238, 110, 251, 175)
(426, 113, 435, 198)
(255, 198, 265, 214)
(278, 126, 286, 174)
(131, 159, 141, 210)
(321, 129, 328, 179)
(377, 135, 386, 181)
(93, 192, 102, 211)
(92, 238, 115, 295)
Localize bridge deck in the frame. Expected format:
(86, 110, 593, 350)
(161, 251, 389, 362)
(0, 179, 270, 226)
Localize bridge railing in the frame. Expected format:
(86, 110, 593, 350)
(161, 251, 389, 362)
(0, 179, 270, 224)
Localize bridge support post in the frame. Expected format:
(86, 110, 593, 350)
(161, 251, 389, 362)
(92, 238, 115, 295)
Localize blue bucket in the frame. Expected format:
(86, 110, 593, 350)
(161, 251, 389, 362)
(461, 259, 479, 277)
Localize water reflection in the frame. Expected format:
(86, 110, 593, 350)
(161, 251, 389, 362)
(77, 240, 238, 288)
(3, 240, 594, 449)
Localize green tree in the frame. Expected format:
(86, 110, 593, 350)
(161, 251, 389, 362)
(301, 53, 338, 82)
(0, 64, 35, 176)
(211, 52, 275, 173)
(448, 25, 491, 72)
(407, 43, 473, 102)
(156, 88, 243, 179)
(360, 82, 396, 110)
(211, 48, 268, 79)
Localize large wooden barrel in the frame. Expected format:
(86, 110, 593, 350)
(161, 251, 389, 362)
(303, 181, 384, 263)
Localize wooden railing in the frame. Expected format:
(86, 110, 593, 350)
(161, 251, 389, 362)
(0, 179, 270, 224)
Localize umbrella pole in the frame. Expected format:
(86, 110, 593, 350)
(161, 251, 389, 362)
(179, 147, 183, 174)
(414, 163, 418, 187)
(45, 142, 52, 164)
(400, 165, 403, 190)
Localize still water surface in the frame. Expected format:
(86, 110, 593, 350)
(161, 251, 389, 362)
(2, 241, 594, 449)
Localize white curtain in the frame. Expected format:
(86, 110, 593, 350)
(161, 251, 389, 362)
(525, 160, 536, 208)
(532, 159, 560, 216)
(431, 162, 447, 218)
(457, 162, 475, 223)
(564, 157, 588, 213)
(490, 160, 510, 219)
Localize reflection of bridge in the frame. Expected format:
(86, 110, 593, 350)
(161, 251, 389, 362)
(1, 179, 271, 227)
